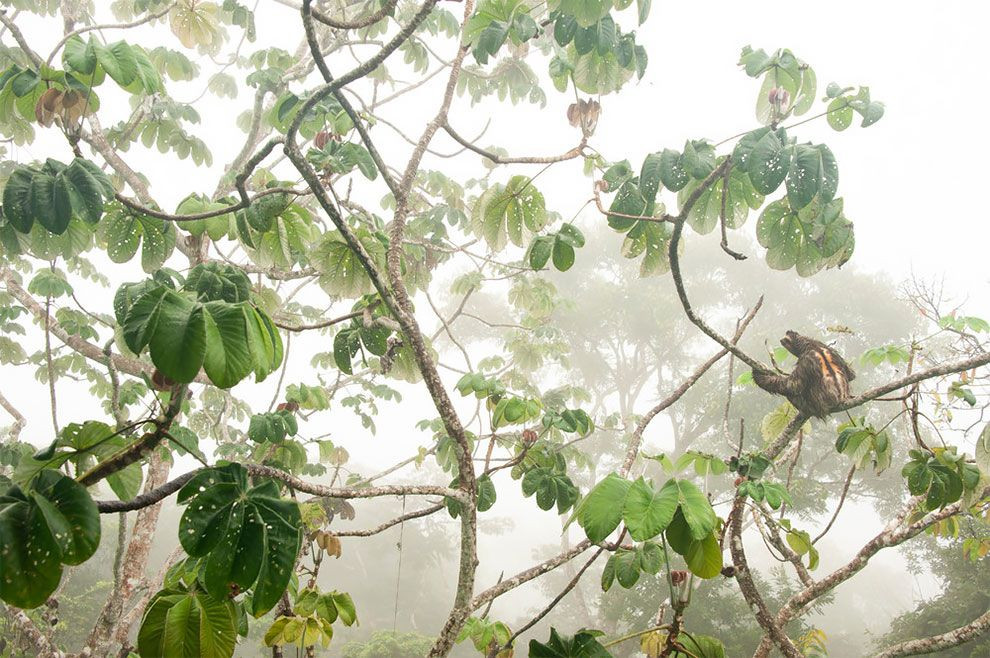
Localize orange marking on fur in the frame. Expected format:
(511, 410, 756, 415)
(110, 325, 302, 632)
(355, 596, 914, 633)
(814, 351, 831, 380)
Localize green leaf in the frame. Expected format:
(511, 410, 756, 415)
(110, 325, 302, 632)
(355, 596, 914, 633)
(138, 587, 237, 658)
(826, 98, 853, 131)
(477, 474, 497, 512)
(529, 628, 611, 657)
(185, 263, 252, 302)
(684, 532, 723, 578)
(96, 40, 138, 87)
(786, 144, 838, 210)
(552, 238, 576, 271)
(527, 235, 554, 270)
(104, 207, 176, 272)
(479, 175, 547, 249)
(659, 148, 689, 192)
(63, 35, 98, 75)
(639, 152, 664, 205)
(560, 0, 611, 28)
(315, 233, 382, 299)
(670, 479, 717, 540)
(577, 473, 631, 542)
(747, 130, 790, 195)
(1, 166, 36, 232)
(149, 290, 207, 383)
(177, 465, 301, 617)
(0, 470, 100, 608)
(201, 302, 259, 387)
(622, 477, 678, 541)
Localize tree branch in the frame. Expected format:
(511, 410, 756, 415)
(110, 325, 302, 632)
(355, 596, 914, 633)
(334, 503, 445, 537)
(620, 297, 763, 476)
(729, 495, 803, 658)
(665, 157, 766, 371)
(443, 121, 587, 165)
(873, 608, 990, 658)
(2, 268, 209, 384)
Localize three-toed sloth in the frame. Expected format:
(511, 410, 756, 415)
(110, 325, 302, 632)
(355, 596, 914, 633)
(752, 330, 855, 418)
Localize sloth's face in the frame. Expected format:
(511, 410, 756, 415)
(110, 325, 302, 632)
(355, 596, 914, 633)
(780, 330, 800, 354)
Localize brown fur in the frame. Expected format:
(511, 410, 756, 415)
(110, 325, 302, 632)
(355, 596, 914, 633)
(752, 330, 855, 418)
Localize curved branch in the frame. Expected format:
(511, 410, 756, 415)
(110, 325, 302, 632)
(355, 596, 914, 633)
(274, 309, 363, 332)
(0, 10, 43, 68)
(96, 467, 467, 513)
(666, 157, 766, 371)
(379, 2, 481, 652)
(44, 2, 176, 67)
(501, 546, 607, 650)
(334, 503, 445, 537)
(757, 411, 810, 465)
(96, 469, 200, 512)
(247, 464, 469, 502)
(443, 121, 587, 165)
(755, 488, 990, 656)
(837, 351, 990, 411)
(812, 465, 855, 544)
(2, 268, 210, 384)
(114, 185, 300, 223)
(302, 0, 400, 197)
(470, 540, 594, 611)
(0, 389, 26, 442)
(78, 387, 187, 487)
(873, 608, 990, 658)
(286, 0, 441, 145)
(311, 0, 397, 30)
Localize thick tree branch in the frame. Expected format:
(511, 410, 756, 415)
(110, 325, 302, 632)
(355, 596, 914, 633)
(873, 608, 990, 657)
(96, 465, 468, 512)
(729, 495, 803, 658)
(837, 351, 990, 411)
(378, 2, 480, 652)
(78, 387, 187, 487)
(753, 488, 990, 657)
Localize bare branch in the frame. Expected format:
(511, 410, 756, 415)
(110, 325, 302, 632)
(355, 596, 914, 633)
(873, 608, 990, 658)
(666, 157, 766, 371)
(620, 297, 763, 476)
(729, 495, 803, 658)
(0, 9, 43, 68)
(335, 503, 445, 537)
(443, 121, 587, 165)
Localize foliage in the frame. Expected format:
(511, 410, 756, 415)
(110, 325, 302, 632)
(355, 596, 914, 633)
(0, 470, 100, 608)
